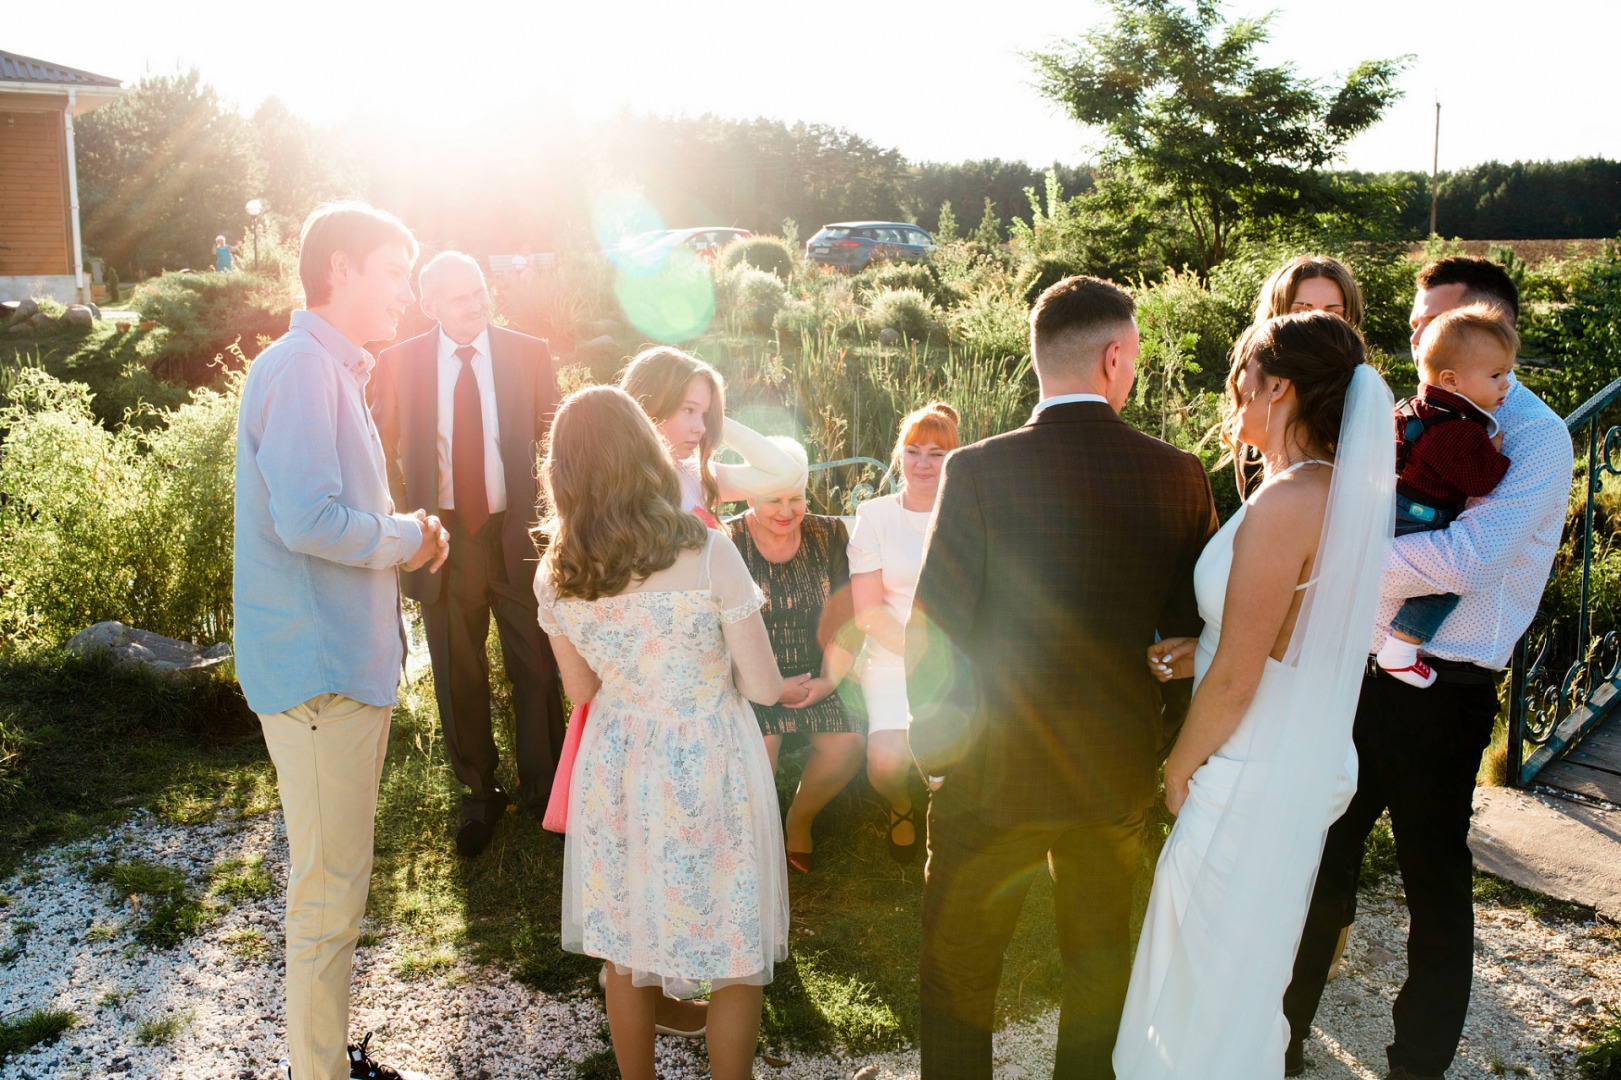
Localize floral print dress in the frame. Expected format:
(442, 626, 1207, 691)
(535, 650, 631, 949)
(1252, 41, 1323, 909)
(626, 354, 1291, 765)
(537, 532, 789, 997)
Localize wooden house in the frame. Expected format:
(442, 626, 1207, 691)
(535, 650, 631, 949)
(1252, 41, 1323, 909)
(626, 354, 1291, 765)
(0, 50, 123, 304)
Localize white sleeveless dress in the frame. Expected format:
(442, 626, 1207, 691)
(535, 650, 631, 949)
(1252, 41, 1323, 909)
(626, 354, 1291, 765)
(1114, 492, 1358, 1078)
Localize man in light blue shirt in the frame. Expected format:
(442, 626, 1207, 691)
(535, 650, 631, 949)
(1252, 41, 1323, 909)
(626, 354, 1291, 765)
(234, 201, 444, 1080)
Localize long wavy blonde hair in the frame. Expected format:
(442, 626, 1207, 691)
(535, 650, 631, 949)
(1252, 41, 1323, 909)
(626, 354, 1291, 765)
(537, 386, 708, 601)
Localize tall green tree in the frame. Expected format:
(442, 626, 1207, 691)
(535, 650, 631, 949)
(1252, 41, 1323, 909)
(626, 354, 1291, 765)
(76, 70, 256, 276)
(1030, 0, 1406, 272)
(250, 97, 363, 228)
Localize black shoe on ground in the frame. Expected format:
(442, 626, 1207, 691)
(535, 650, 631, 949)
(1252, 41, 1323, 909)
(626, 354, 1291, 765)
(455, 789, 510, 857)
(1285, 1037, 1305, 1076)
(1385, 1068, 1443, 1080)
(886, 806, 918, 865)
(349, 1032, 430, 1080)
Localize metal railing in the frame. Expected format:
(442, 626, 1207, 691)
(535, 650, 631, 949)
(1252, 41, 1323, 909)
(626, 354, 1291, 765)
(809, 456, 897, 514)
(1508, 373, 1621, 786)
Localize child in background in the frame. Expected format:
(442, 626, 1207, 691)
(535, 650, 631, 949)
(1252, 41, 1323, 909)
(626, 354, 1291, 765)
(1376, 303, 1517, 687)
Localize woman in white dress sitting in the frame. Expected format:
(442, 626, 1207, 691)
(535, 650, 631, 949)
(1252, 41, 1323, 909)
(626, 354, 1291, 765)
(534, 386, 792, 1080)
(620, 347, 802, 527)
(848, 402, 959, 864)
(1113, 313, 1394, 1078)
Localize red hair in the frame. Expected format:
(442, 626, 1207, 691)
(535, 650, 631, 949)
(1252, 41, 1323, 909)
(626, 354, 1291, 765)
(892, 402, 961, 475)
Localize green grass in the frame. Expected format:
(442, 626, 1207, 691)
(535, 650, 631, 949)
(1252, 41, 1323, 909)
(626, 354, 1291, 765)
(134, 1010, 191, 1047)
(0, 1008, 76, 1061)
(1579, 1007, 1621, 1079)
(0, 636, 1536, 1060)
(364, 660, 1147, 1054)
(87, 857, 218, 950)
(224, 926, 273, 963)
(1472, 870, 1595, 923)
(0, 650, 268, 877)
(207, 854, 271, 903)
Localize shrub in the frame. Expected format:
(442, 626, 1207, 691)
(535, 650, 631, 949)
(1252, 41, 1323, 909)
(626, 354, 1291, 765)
(772, 297, 819, 337)
(719, 236, 797, 279)
(1129, 270, 1228, 449)
(0, 367, 237, 647)
(105, 267, 121, 304)
(130, 270, 297, 386)
(726, 267, 790, 332)
(856, 261, 936, 299)
(1521, 243, 1621, 414)
(866, 289, 940, 343)
(1014, 253, 1088, 305)
(949, 283, 1029, 360)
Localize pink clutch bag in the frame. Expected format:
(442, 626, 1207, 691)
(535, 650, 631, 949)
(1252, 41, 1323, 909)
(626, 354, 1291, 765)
(542, 700, 589, 834)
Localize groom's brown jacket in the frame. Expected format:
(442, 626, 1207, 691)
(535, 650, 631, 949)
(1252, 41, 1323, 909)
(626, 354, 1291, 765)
(907, 400, 1218, 826)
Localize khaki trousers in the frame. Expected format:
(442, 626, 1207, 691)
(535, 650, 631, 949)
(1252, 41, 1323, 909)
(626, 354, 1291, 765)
(259, 693, 391, 1080)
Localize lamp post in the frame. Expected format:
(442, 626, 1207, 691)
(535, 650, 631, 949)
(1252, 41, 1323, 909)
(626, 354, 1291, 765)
(246, 199, 263, 271)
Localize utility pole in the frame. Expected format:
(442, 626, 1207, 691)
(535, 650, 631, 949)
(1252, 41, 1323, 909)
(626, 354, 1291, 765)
(1429, 99, 1441, 237)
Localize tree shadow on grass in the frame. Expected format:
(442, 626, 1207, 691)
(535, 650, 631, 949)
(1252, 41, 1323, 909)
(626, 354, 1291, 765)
(0, 650, 266, 877)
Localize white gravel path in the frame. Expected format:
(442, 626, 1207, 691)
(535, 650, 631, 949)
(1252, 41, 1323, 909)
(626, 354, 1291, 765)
(0, 811, 1613, 1079)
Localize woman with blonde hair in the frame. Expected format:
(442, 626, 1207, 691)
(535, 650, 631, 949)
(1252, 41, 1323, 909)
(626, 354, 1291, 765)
(620, 347, 802, 527)
(535, 385, 791, 1080)
(1252, 254, 1364, 328)
(848, 401, 960, 864)
(728, 436, 866, 874)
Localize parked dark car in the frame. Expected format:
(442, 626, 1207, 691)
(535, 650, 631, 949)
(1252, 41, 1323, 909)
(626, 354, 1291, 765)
(805, 222, 934, 271)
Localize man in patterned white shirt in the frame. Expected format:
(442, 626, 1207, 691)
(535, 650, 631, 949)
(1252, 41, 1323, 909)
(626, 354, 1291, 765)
(1282, 257, 1575, 1080)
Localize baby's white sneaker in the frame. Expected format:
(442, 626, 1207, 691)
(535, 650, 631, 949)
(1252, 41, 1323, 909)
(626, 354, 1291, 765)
(1377, 637, 1437, 689)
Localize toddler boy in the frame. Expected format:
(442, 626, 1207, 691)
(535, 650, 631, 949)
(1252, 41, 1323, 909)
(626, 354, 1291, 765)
(1376, 303, 1517, 687)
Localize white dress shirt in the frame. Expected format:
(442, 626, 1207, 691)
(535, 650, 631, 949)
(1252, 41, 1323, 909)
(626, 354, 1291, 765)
(1373, 378, 1574, 669)
(436, 328, 507, 514)
(1031, 392, 1109, 420)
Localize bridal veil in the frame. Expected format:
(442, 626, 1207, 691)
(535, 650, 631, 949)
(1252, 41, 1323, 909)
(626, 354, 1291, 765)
(1130, 362, 1396, 1074)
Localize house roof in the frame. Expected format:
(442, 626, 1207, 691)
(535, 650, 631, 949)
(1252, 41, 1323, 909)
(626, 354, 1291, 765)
(0, 50, 122, 89)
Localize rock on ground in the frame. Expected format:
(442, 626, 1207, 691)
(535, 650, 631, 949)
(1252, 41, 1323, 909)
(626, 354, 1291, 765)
(0, 811, 1614, 1079)
(64, 621, 232, 686)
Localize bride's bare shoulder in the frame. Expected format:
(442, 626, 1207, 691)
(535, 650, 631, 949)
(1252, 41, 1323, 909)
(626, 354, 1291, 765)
(1238, 465, 1332, 541)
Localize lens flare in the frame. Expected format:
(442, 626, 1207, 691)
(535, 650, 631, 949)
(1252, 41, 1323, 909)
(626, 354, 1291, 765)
(592, 189, 664, 265)
(614, 246, 715, 344)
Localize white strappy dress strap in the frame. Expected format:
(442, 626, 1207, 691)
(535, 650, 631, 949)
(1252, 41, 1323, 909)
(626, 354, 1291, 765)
(1286, 459, 1334, 590)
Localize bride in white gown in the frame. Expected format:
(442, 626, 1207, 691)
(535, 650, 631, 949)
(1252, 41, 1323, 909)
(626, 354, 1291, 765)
(1113, 312, 1395, 1079)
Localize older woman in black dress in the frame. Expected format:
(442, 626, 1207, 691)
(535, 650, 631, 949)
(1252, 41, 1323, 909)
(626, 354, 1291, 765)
(729, 437, 865, 874)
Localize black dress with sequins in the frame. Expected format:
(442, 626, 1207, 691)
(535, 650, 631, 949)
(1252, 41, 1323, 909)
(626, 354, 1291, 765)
(729, 514, 864, 736)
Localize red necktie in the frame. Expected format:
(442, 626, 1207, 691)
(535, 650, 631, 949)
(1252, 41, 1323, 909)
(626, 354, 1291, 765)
(452, 345, 490, 536)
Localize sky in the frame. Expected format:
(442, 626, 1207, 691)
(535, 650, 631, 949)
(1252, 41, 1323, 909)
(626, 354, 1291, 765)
(10, 0, 1620, 174)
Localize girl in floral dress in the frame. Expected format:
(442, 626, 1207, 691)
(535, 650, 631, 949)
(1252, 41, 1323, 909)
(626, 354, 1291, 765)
(534, 386, 791, 1080)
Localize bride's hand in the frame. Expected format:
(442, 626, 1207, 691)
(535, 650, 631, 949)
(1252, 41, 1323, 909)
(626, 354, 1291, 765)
(1163, 765, 1192, 816)
(1147, 637, 1197, 682)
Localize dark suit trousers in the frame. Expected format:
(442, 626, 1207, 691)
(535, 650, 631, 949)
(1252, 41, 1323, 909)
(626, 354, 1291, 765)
(1283, 667, 1498, 1077)
(920, 806, 1143, 1080)
(422, 511, 566, 820)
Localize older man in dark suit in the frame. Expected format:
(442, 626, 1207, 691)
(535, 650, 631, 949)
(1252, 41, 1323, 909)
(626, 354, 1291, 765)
(907, 276, 1219, 1080)
(373, 251, 566, 856)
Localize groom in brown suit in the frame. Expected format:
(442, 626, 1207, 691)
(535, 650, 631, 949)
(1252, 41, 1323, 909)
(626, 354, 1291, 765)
(373, 250, 566, 856)
(908, 276, 1219, 1080)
